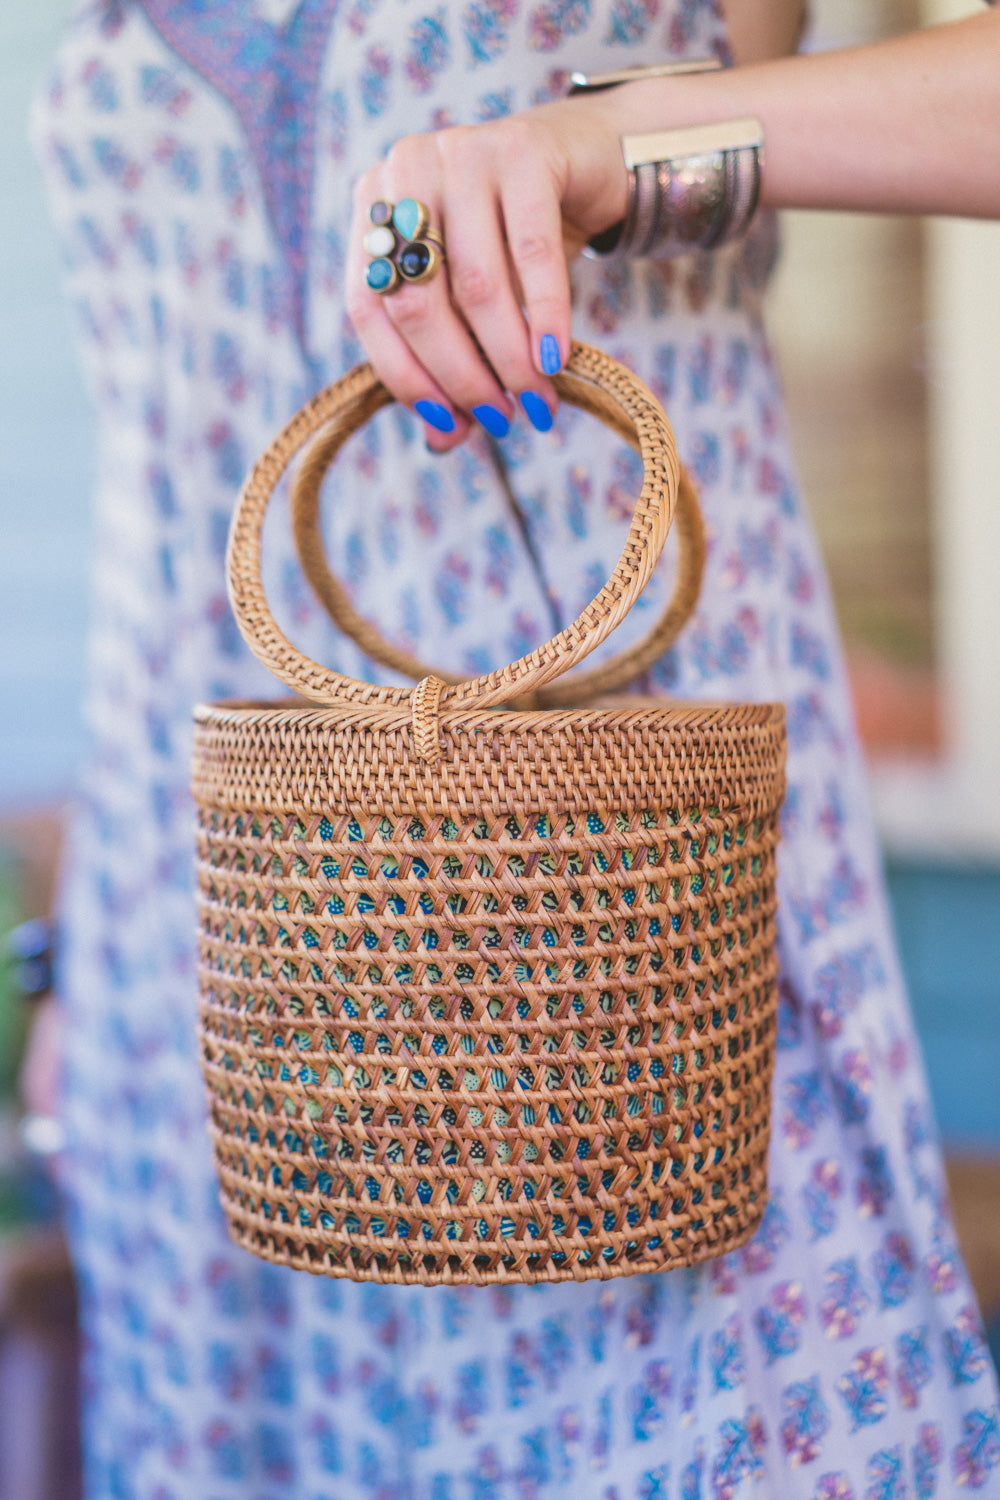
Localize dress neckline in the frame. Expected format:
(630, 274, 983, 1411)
(139, 0, 340, 344)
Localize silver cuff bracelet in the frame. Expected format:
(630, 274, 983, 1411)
(586, 117, 765, 262)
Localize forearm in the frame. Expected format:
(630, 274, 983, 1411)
(592, 9, 1000, 219)
(347, 7, 1000, 437)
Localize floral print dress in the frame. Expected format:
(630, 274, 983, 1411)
(34, 0, 1000, 1496)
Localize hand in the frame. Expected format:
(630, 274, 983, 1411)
(346, 6, 1000, 445)
(20, 994, 63, 1122)
(18, 993, 67, 1169)
(345, 95, 628, 450)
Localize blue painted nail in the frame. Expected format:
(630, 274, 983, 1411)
(414, 399, 455, 433)
(539, 334, 562, 375)
(472, 403, 510, 439)
(520, 390, 553, 433)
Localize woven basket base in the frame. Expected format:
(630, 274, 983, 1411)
(194, 698, 783, 1285)
(215, 1184, 772, 1286)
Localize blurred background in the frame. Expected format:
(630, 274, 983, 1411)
(1, 0, 998, 1494)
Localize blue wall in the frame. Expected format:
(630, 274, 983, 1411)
(1, 3, 92, 809)
(887, 862, 1000, 1149)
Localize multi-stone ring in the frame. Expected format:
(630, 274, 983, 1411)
(364, 198, 444, 295)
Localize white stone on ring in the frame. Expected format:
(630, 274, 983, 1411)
(364, 225, 396, 258)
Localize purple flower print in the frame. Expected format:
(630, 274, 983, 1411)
(836, 1348, 890, 1433)
(780, 1375, 830, 1466)
(952, 1408, 1000, 1488)
(821, 1258, 870, 1341)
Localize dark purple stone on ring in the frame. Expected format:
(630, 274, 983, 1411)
(398, 239, 433, 280)
(370, 200, 392, 226)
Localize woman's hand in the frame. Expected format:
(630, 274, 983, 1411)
(345, 95, 628, 451)
(346, 6, 1000, 452)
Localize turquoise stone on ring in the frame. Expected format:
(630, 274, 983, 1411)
(392, 197, 426, 241)
(365, 257, 397, 293)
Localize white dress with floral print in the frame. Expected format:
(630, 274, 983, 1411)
(35, 0, 1000, 1496)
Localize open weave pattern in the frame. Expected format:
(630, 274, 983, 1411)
(193, 700, 786, 1283)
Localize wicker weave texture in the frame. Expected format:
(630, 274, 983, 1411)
(195, 702, 785, 1283)
(193, 345, 788, 1284)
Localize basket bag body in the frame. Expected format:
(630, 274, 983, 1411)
(192, 345, 787, 1286)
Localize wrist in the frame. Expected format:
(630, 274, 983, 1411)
(569, 66, 764, 261)
(600, 69, 739, 137)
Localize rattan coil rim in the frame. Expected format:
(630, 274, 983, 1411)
(226, 343, 682, 710)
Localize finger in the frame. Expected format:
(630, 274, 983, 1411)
(382, 272, 515, 440)
(376, 230, 515, 438)
(370, 137, 519, 440)
(347, 258, 472, 448)
(436, 125, 560, 423)
(347, 169, 472, 448)
(497, 121, 573, 387)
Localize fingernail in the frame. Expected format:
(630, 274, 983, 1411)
(472, 403, 510, 439)
(539, 334, 562, 375)
(520, 390, 553, 433)
(414, 399, 455, 433)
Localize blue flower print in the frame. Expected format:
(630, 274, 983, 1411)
(140, 64, 194, 116)
(360, 45, 392, 115)
(709, 1314, 745, 1392)
(780, 1375, 830, 1467)
(476, 88, 514, 118)
(812, 945, 885, 1040)
(455, 1361, 489, 1431)
(857, 1147, 895, 1219)
(814, 1476, 856, 1500)
(463, 0, 519, 64)
(872, 1232, 916, 1309)
(92, 136, 142, 189)
(943, 1306, 991, 1388)
(639, 1463, 670, 1499)
(711, 1410, 765, 1500)
(204, 1419, 248, 1480)
(435, 550, 472, 624)
(821, 1258, 871, 1341)
(912, 1423, 942, 1500)
(836, 1348, 890, 1433)
(831, 1049, 874, 1127)
(308, 1412, 344, 1474)
(83, 58, 119, 112)
(952, 1408, 1000, 1488)
(864, 1445, 905, 1500)
(782, 1068, 830, 1149)
(625, 1280, 664, 1348)
(628, 1361, 673, 1441)
(604, 0, 659, 45)
(754, 1281, 807, 1365)
(802, 1158, 842, 1241)
(405, 11, 451, 92)
(528, 0, 591, 49)
(896, 1326, 933, 1411)
(740, 1193, 791, 1275)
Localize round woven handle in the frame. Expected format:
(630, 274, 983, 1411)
(227, 342, 683, 709)
(291, 386, 705, 707)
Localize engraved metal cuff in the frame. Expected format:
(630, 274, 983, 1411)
(586, 117, 765, 262)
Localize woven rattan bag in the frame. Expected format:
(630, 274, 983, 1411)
(192, 342, 787, 1286)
